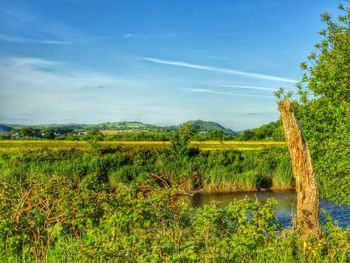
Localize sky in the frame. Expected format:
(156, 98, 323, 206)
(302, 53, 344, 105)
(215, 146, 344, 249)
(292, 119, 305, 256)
(0, 0, 341, 130)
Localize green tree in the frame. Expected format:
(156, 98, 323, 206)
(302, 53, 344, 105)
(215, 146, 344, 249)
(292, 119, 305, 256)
(19, 127, 42, 138)
(87, 128, 104, 141)
(241, 130, 255, 140)
(295, 3, 350, 204)
(42, 129, 55, 139)
(208, 129, 224, 140)
(170, 123, 196, 157)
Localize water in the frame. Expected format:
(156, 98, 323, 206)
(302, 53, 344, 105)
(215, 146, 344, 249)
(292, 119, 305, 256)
(191, 190, 350, 228)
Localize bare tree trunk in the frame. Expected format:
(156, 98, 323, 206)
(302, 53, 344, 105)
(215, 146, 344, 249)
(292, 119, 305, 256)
(278, 97, 321, 235)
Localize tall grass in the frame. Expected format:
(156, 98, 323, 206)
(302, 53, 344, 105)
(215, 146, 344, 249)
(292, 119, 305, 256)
(0, 145, 293, 192)
(273, 157, 293, 188)
(204, 166, 259, 192)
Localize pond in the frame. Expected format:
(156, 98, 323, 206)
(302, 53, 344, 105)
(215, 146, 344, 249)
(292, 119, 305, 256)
(191, 190, 350, 228)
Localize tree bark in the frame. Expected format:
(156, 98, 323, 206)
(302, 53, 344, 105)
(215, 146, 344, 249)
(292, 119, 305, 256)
(278, 97, 321, 235)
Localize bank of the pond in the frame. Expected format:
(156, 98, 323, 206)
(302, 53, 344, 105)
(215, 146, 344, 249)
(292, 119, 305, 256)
(193, 185, 294, 194)
(190, 190, 350, 228)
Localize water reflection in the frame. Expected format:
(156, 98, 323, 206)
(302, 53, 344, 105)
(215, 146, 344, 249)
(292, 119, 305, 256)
(191, 190, 350, 228)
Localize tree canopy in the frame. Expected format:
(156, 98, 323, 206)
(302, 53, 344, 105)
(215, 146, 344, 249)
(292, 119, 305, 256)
(294, 2, 350, 204)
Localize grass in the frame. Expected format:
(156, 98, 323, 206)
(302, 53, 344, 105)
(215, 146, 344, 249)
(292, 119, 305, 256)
(5, 140, 343, 262)
(0, 141, 293, 193)
(204, 167, 259, 192)
(273, 157, 293, 188)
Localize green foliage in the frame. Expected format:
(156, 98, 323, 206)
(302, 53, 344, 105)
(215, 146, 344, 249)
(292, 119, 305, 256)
(0, 168, 281, 262)
(1, 120, 239, 141)
(239, 121, 284, 141)
(294, 2, 350, 204)
(1, 165, 349, 262)
(109, 165, 149, 185)
(273, 157, 293, 188)
(0, 146, 349, 261)
(170, 123, 197, 158)
(86, 128, 103, 141)
(184, 120, 237, 135)
(104, 131, 171, 141)
(19, 127, 42, 138)
(205, 129, 225, 140)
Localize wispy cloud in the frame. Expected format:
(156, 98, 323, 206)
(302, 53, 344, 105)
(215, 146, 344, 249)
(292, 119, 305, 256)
(0, 34, 71, 45)
(180, 88, 230, 96)
(11, 57, 58, 66)
(179, 88, 273, 98)
(122, 33, 135, 38)
(120, 32, 177, 40)
(0, 56, 184, 125)
(204, 55, 230, 60)
(222, 84, 286, 92)
(122, 33, 150, 40)
(142, 57, 297, 83)
(245, 112, 275, 116)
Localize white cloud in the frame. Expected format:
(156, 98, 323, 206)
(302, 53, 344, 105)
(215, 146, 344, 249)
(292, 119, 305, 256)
(121, 33, 150, 40)
(179, 88, 272, 98)
(142, 57, 298, 83)
(0, 34, 71, 45)
(0, 56, 280, 129)
(122, 33, 134, 38)
(204, 55, 230, 60)
(180, 88, 231, 95)
(11, 57, 58, 66)
(0, 57, 144, 124)
(222, 84, 286, 92)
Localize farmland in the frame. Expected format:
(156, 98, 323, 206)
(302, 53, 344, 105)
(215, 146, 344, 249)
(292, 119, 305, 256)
(0, 139, 285, 152)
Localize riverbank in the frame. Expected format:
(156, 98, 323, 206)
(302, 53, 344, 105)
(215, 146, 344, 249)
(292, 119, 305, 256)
(191, 190, 350, 228)
(194, 184, 294, 194)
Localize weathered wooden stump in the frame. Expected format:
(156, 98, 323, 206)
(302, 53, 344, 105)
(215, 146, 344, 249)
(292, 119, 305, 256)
(278, 97, 321, 235)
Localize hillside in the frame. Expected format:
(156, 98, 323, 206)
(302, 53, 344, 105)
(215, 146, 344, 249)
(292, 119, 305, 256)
(0, 120, 238, 135)
(0, 124, 13, 132)
(184, 120, 237, 135)
(93, 121, 159, 131)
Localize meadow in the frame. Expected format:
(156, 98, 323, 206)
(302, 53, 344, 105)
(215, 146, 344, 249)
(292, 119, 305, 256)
(1, 115, 347, 261)
(0, 140, 349, 262)
(0, 139, 291, 192)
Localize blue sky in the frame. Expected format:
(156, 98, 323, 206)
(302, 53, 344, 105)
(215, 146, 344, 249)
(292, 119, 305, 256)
(0, 0, 340, 129)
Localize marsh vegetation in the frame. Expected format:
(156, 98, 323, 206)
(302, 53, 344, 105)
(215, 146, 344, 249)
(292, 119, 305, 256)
(0, 144, 349, 262)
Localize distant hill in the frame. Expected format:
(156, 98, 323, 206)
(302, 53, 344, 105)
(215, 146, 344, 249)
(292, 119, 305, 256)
(0, 124, 13, 132)
(81, 120, 238, 135)
(93, 121, 158, 131)
(184, 120, 238, 135)
(0, 120, 238, 135)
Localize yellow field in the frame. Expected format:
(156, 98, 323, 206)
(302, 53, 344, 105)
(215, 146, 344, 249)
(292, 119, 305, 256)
(99, 130, 147, 135)
(190, 140, 285, 151)
(0, 140, 286, 152)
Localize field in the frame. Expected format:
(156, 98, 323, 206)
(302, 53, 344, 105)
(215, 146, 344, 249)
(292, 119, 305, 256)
(0, 140, 286, 152)
(191, 140, 285, 151)
(0, 140, 349, 262)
